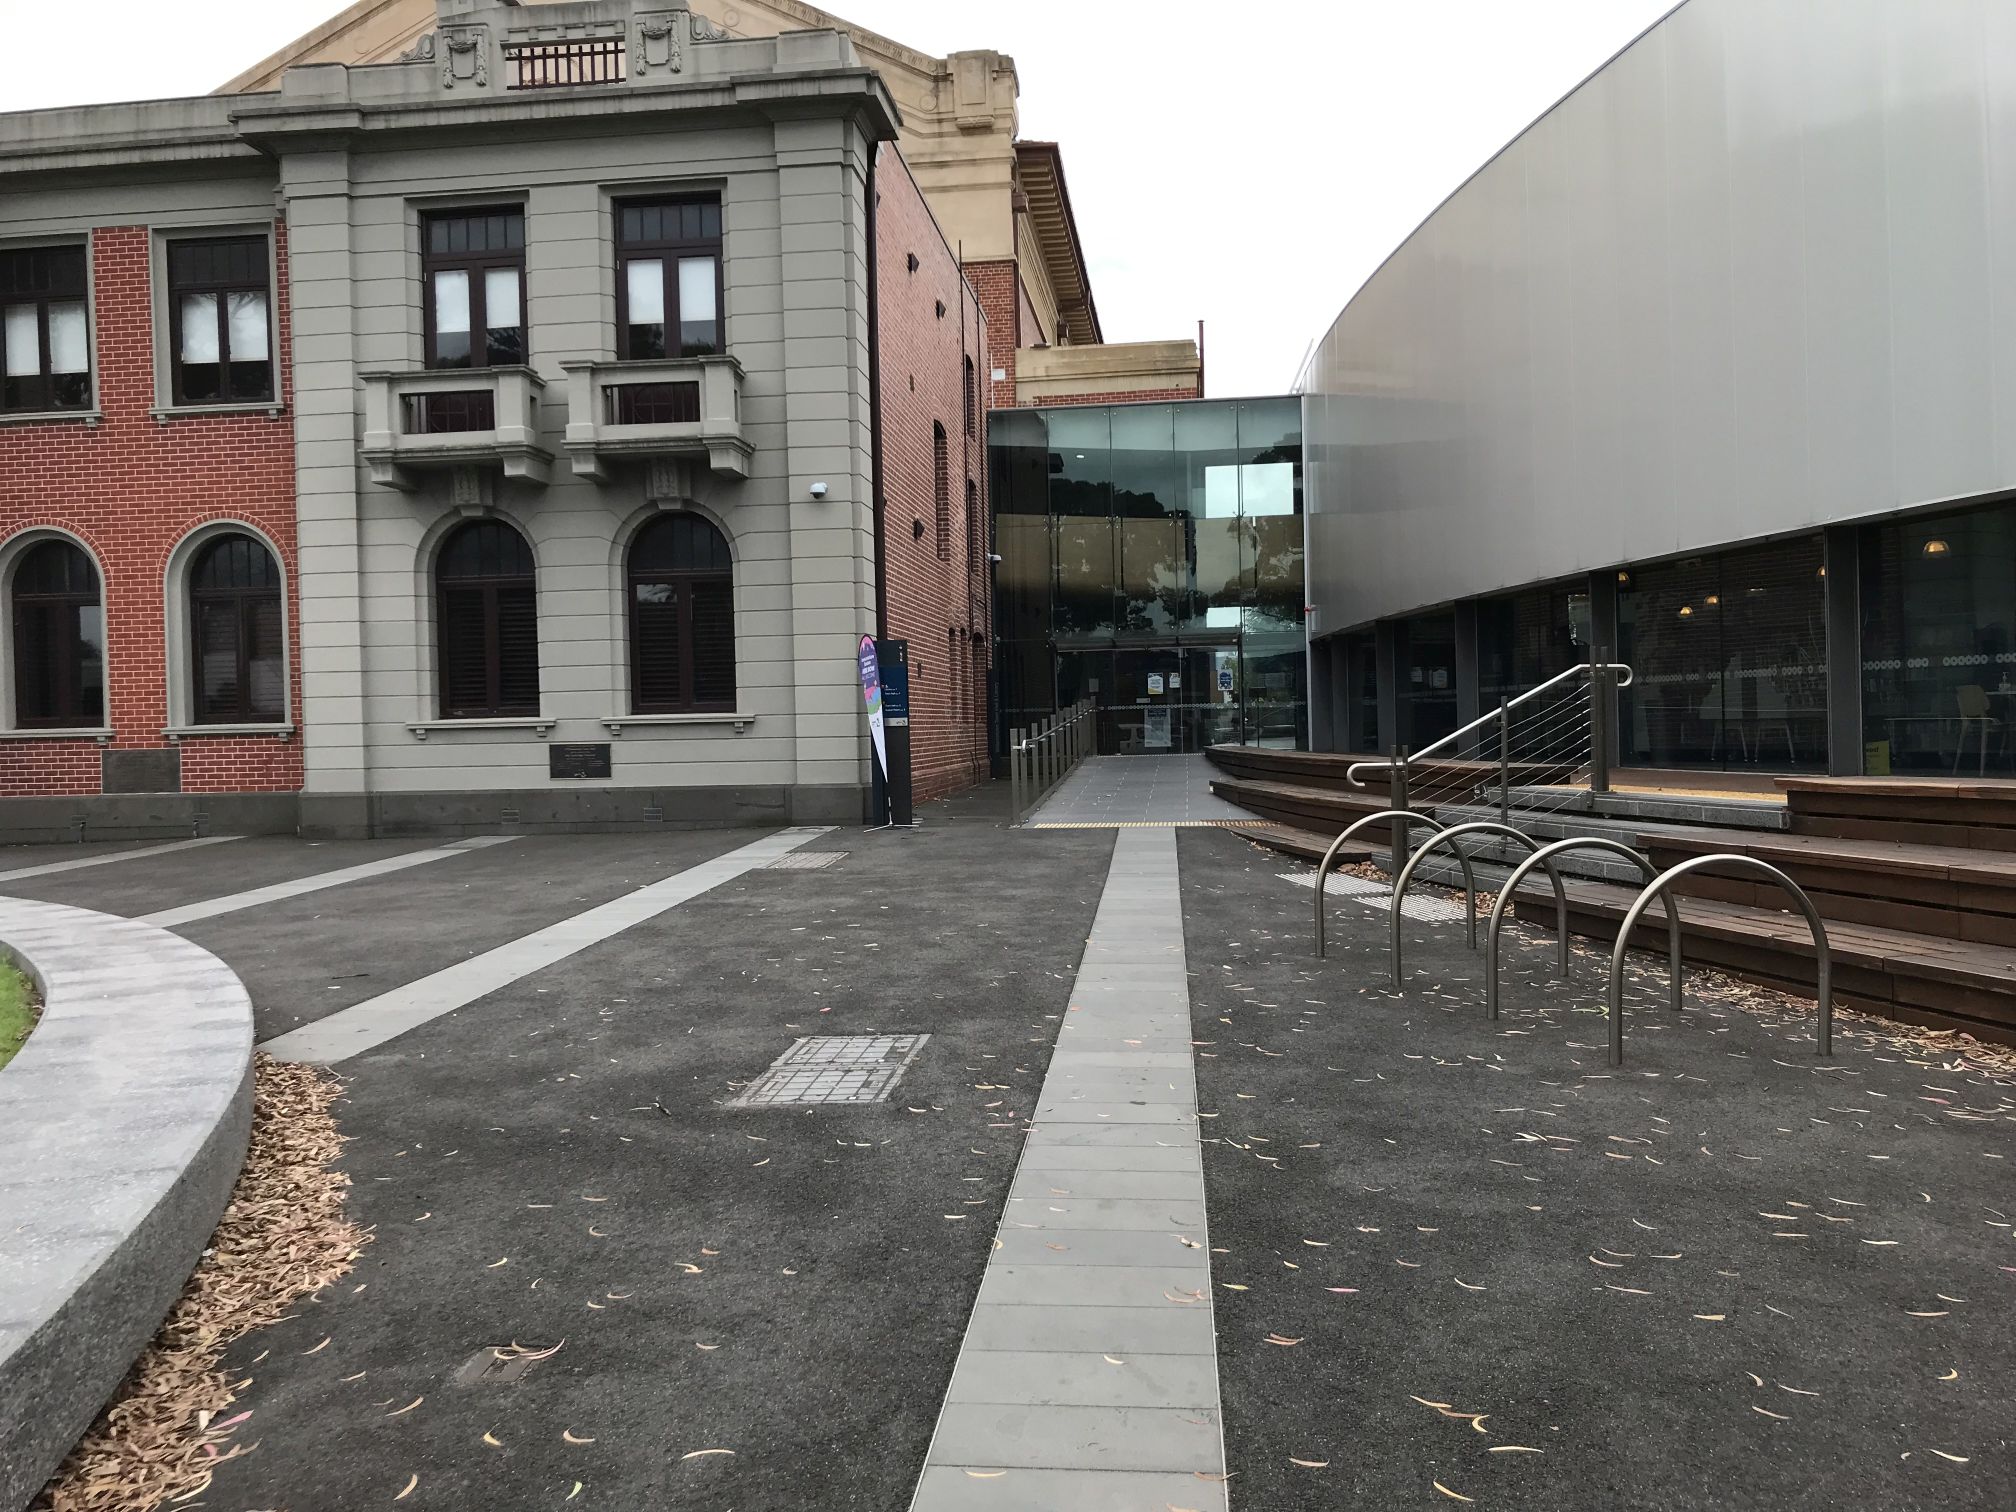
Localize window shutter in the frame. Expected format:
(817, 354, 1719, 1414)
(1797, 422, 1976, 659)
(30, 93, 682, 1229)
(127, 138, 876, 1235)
(13, 603, 53, 723)
(690, 579, 736, 706)
(245, 595, 286, 721)
(440, 586, 491, 714)
(632, 582, 684, 708)
(195, 599, 240, 722)
(495, 582, 541, 711)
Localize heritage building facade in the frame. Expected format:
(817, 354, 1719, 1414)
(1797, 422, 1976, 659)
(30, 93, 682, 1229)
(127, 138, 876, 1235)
(225, 0, 1203, 412)
(0, 0, 987, 835)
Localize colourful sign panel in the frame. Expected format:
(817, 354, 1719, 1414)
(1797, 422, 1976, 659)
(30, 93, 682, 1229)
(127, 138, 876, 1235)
(859, 633, 888, 778)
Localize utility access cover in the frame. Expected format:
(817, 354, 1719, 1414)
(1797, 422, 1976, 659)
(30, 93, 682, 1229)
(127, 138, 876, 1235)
(728, 1034, 927, 1108)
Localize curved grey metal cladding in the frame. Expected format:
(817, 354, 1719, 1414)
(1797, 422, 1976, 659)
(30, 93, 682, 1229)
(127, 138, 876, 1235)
(1305, 0, 2016, 635)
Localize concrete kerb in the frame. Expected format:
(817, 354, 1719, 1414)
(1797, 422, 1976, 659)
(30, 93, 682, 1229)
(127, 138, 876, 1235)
(0, 896, 255, 1512)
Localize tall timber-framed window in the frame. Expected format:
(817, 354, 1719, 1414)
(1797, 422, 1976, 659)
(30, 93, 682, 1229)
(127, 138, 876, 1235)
(628, 512, 734, 713)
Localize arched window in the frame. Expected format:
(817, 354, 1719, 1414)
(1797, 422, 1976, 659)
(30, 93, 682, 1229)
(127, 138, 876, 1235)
(12, 539, 103, 728)
(933, 422, 950, 561)
(436, 520, 539, 718)
(628, 512, 734, 713)
(190, 533, 284, 723)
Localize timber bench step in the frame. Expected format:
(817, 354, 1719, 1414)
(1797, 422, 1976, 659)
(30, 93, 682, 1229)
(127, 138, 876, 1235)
(1206, 776, 1417, 834)
(1638, 826, 2016, 946)
(1515, 875, 2016, 1045)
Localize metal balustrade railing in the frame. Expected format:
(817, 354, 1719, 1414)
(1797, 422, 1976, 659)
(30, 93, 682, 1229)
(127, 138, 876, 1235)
(1345, 653, 1634, 870)
(1008, 698, 1097, 826)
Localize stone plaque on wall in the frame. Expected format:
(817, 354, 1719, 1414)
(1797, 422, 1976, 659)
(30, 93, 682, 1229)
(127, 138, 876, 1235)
(101, 749, 182, 794)
(549, 743, 613, 780)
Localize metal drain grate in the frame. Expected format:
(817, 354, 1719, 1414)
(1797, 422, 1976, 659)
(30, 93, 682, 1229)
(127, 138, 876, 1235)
(728, 1034, 927, 1108)
(764, 850, 846, 871)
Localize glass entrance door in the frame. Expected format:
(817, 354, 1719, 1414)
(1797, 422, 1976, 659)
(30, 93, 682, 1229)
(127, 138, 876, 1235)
(1105, 646, 1239, 753)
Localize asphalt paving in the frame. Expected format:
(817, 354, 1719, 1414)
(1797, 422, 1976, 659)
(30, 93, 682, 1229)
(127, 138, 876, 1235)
(198, 815, 1114, 1512)
(1179, 825, 2016, 1512)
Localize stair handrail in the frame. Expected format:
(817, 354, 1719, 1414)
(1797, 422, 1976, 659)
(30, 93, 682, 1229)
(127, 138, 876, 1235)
(1605, 853, 1833, 1066)
(1483, 837, 1664, 1021)
(1313, 810, 1449, 958)
(1344, 660, 1634, 789)
(1390, 820, 1561, 985)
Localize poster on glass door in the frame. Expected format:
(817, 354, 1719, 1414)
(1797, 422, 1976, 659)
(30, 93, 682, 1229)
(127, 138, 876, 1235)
(1144, 707, 1172, 749)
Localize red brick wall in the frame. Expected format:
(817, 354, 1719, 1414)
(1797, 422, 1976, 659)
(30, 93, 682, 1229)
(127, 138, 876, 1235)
(0, 223, 301, 798)
(1028, 383, 1204, 407)
(877, 148, 992, 803)
(965, 259, 1019, 411)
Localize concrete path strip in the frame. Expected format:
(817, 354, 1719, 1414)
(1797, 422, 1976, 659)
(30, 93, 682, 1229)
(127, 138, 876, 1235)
(139, 835, 519, 929)
(0, 833, 240, 884)
(910, 825, 1228, 1511)
(259, 826, 831, 1064)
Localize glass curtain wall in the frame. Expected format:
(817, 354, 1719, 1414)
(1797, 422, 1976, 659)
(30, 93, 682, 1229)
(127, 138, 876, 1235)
(1860, 502, 2016, 775)
(1338, 629, 1380, 753)
(1394, 612, 1458, 751)
(1618, 535, 1826, 770)
(1477, 584, 1587, 706)
(988, 397, 1305, 754)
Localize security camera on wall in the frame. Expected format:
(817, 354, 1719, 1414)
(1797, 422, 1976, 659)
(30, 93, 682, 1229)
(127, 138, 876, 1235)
(809, 481, 829, 499)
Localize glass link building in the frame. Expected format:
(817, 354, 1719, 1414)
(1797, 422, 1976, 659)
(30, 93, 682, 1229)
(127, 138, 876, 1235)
(989, 398, 1305, 755)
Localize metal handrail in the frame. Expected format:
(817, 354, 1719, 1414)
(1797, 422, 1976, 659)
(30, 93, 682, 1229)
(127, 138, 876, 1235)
(1345, 660, 1635, 789)
(1483, 837, 1663, 1020)
(1389, 821, 1560, 986)
(1313, 810, 1448, 958)
(1008, 697, 1097, 825)
(1605, 853, 1834, 1065)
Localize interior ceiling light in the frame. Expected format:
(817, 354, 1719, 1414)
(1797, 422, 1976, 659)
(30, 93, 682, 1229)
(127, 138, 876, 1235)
(1923, 538, 1951, 556)
(1705, 593, 1720, 606)
(1678, 605, 1694, 617)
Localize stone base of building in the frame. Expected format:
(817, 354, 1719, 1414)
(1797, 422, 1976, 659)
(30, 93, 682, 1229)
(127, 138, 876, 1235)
(0, 785, 869, 845)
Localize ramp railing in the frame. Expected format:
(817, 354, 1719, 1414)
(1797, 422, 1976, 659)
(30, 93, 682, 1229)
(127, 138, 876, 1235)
(1008, 698, 1097, 826)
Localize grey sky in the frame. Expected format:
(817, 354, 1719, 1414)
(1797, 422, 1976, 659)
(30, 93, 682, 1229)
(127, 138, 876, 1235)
(7, 0, 1677, 396)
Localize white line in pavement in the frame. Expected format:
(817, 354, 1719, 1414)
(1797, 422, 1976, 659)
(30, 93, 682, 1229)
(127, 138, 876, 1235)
(260, 826, 832, 1064)
(139, 835, 520, 929)
(0, 834, 242, 884)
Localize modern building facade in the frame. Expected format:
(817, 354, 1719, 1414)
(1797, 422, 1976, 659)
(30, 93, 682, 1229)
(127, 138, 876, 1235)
(1304, 0, 2016, 779)
(0, 0, 991, 836)
(224, 0, 1203, 411)
(990, 397, 1306, 755)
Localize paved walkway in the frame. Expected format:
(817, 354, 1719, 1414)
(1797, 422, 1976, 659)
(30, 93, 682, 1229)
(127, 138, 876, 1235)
(1027, 754, 1248, 827)
(912, 825, 1226, 1509)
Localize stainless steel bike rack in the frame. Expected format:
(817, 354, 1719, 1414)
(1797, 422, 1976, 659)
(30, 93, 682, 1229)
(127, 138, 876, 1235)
(1389, 820, 1558, 987)
(1483, 837, 1663, 1021)
(1605, 853, 1834, 1066)
(1313, 810, 1448, 958)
